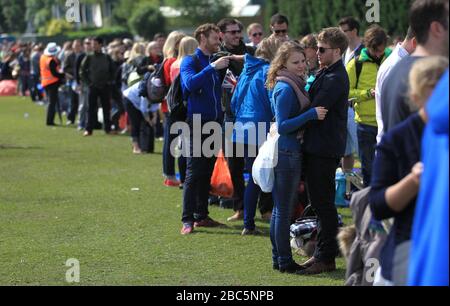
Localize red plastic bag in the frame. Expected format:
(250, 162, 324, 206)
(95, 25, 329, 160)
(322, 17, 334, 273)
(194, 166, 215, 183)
(210, 150, 234, 198)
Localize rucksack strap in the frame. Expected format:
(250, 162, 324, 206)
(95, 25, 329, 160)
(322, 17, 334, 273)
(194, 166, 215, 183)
(354, 55, 363, 90)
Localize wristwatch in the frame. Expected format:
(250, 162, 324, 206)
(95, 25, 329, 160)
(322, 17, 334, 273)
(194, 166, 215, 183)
(210, 62, 217, 70)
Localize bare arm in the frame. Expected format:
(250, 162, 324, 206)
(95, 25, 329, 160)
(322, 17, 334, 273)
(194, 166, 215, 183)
(385, 162, 423, 212)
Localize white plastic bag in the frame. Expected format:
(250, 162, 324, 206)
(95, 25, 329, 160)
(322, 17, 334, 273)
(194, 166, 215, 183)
(252, 124, 280, 193)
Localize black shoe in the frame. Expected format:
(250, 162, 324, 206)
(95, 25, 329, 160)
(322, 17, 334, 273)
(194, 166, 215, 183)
(273, 263, 280, 271)
(279, 262, 306, 274)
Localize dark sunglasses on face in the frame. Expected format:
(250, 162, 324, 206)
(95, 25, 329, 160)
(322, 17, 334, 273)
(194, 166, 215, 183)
(318, 47, 336, 54)
(274, 29, 288, 34)
(252, 32, 263, 37)
(225, 30, 242, 35)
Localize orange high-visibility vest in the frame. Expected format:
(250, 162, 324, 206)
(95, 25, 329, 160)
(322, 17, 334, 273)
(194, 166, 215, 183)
(40, 55, 60, 88)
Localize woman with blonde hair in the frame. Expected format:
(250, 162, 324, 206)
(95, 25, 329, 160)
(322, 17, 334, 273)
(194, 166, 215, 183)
(369, 56, 448, 285)
(226, 37, 283, 227)
(161, 31, 187, 187)
(267, 41, 328, 274)
(170, 36, 199, 81)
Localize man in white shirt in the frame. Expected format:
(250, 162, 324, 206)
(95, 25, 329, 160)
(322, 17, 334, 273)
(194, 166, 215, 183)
(375, 27, 416, 143)
(339, 17, 364, 66)
(339, 16, 364, 173)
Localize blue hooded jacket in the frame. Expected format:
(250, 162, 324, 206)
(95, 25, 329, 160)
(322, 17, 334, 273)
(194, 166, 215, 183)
(180, 48, 223, 122)
(231, 54, 273, 145)
(408, 70, 449, 286)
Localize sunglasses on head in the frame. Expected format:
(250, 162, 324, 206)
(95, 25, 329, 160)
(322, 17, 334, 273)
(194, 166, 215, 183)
(318, 47, 336, 54)
(225, 30, 242, 35)
(274, 29, 288, 34)
(252, 32, 263, 37)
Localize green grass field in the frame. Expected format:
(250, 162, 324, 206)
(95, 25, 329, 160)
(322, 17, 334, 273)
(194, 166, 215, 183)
(0, 96, 351, 286)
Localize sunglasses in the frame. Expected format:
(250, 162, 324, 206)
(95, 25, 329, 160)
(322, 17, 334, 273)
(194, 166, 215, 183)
(318, 47, 337, 54)
(225, 30, 242, 35)
(252, 32, 263, 37)
(274, 29, 288, 34)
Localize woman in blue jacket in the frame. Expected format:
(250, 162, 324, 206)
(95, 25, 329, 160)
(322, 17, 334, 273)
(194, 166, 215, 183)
(266, 41, 327, 274)
(230, 37, 282, 235)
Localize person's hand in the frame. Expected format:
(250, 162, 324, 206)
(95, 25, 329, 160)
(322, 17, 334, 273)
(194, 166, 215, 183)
(148, 65, 155, 71)
(315, 107, 328, 120)
(212, 56, 232, 70)
(411, 162, 424, 186)
(370, 88, 376, 98)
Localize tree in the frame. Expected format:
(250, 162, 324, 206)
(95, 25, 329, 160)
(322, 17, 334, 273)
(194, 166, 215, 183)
(167, 0, 232, 24)
(128, 3, 166, 40)
(45, 19, 75, 36)
(0, 0, 27, 33)
(265, 0, 413, 38)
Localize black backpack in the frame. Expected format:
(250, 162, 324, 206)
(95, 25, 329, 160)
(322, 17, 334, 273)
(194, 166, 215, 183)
(144, 60, 167, 104)
(166, 55, 201, 121)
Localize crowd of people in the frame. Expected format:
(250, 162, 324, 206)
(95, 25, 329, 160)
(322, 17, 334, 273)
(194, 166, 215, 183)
(0, 0, 448, 285)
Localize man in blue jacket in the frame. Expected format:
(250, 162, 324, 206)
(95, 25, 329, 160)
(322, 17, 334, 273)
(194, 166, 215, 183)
(180, 24, 233, 235)
(300, 28, 350, 275)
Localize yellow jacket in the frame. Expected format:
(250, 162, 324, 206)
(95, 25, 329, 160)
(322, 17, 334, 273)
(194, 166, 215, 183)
(347, 48, 391, 127)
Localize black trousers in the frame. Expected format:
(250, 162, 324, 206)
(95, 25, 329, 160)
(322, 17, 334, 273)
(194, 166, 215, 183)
(86, 85, 111, 133)
(45, 83, 60, 125)
(304, 153, 340, 263)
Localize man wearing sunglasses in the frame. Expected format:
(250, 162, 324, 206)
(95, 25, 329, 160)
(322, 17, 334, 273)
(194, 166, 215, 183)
(300, 27, 350, 275)
(216, 18, 256, 222)
(246, 23, 264, 48)
(270, 13, 289, 42)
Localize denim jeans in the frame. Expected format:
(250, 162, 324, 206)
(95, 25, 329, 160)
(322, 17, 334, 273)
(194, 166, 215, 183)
(181, 120, 219, 224)
(357, 123, 378, 187)
(78, 85, 89, 129)
(243, 144, 261, 230)
(270, 150, 302, 269)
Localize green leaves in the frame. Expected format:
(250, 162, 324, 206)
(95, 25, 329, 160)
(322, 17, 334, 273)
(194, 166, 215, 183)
(265, 0, 413, 38)
(128, 2, 166, 40)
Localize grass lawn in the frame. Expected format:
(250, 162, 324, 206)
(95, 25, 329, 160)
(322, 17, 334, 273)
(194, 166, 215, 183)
(0, 96, 351, 286)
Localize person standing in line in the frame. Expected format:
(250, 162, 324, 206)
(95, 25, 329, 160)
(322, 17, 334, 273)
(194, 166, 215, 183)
(80, 37, 115, 136)
(246, 23, 264, 49)
(300, 27, 350, 275)
(375, 27, 416, 143)
(338, 16, 364, 174)
(179, 24, 234, 235)
(346, 25, 392, 187)
(40, 42, 65, 126)
(267, 41, 328, 273)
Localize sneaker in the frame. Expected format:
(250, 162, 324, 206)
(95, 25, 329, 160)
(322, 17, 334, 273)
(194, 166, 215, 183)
(227, 210, 243, 222)
(194, 217, 225, 228)
(164, 179, 181, 187)
(133, 148, 143, 155)
(66, 120, 73, 126)
(181, 223, 194, 235)
(83, 131, 92, 137)
(241, 228, 263, 236)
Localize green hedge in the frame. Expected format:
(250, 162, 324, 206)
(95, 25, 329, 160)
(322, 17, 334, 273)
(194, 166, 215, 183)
(65, 26, 133, 42)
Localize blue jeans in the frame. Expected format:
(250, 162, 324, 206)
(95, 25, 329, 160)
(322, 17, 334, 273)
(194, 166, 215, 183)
(357, 123, 378, 187)
(243, 144, 260, 230)
(270, 150, 302, 269)
(78, 85, 89, 129)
